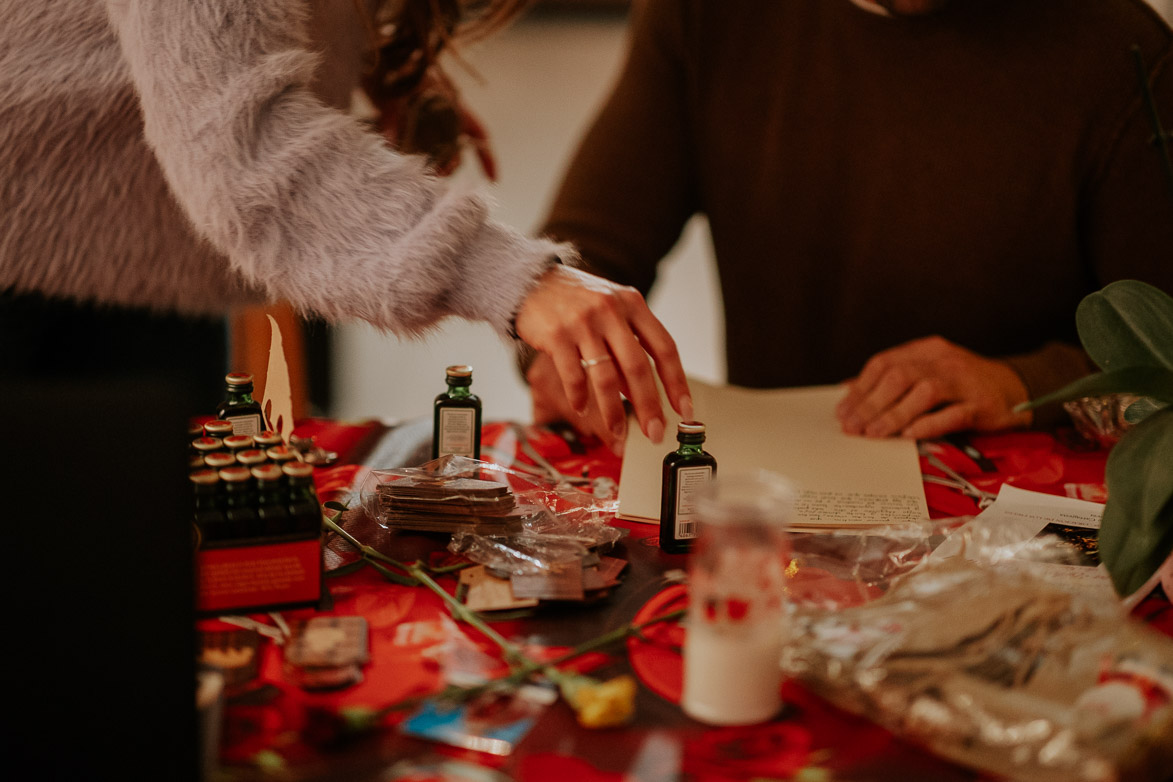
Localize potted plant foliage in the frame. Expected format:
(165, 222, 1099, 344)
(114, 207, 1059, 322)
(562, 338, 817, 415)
(1023, 279, 1173, 597)
(1020, 49, 1173, 600)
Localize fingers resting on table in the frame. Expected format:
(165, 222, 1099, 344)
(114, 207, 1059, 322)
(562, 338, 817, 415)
(514, 265, 693, 455)
(836, 336, 1033, 439)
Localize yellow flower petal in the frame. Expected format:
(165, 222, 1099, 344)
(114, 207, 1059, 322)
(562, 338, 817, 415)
(568, 675, 637, 729)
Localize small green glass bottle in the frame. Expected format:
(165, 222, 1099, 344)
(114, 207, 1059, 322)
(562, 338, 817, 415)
(252, 464, 291, 536)
(432, 365, 482, 460)
(660, 421, 717, 554)
(219, 466, 260, 539)
(217, 372, 266, 437)
(283, 462, 322, 535)
(190, 469, 227, 544)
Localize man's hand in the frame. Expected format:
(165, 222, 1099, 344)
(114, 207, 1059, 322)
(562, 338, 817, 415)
(515, 264, 693, 455)
(527, 350, 618, 450)
(835, 336, 1032, 439)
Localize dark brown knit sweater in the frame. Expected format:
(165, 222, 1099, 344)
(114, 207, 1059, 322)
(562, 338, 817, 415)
(542, 0, 1173, 410)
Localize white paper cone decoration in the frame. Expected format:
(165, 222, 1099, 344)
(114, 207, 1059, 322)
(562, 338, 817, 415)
(262, 314, 295, 441)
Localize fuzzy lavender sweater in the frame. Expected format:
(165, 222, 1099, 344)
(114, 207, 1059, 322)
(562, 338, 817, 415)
(0, 0, 570, 337)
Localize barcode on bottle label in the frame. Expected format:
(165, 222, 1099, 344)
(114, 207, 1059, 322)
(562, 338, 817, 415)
(674, 465, 712, 539)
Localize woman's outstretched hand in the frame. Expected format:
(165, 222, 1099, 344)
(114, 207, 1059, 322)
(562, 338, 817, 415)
(514, 264, 693, 456)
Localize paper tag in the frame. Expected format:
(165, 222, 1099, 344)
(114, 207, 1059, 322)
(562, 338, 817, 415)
(285, 616, 369, 667)
(583, 556, 628, 591)
(460, 565, 539, 612)
(511, 565, 585, 601)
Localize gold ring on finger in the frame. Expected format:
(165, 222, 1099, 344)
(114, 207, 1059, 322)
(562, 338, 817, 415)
(580, 355, 613, 369)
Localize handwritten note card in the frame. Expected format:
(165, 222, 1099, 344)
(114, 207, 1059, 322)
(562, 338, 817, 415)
(617, 380, 928, 530)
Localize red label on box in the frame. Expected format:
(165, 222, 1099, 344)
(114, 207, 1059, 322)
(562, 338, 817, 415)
(197, 538, 321, 614)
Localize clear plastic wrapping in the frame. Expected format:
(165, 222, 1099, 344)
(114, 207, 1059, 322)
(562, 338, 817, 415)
(782, 543, 1173, 782)
(447, 532, 591, 577)
(1063, 394, 1144, 448)
(785, 518, 964, 610)
(358, 454, 625, 573)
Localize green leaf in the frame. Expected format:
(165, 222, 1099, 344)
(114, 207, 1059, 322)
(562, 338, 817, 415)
(1124, 397, 1166, 425)
(1076, 280, 1173, 371)
(1099, 406, 1173, 595)
(1015, 366, 1173, 411)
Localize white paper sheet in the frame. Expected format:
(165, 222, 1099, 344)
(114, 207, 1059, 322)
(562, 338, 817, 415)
(617, 380, 929, 529)
(932, 483, 1115, 600)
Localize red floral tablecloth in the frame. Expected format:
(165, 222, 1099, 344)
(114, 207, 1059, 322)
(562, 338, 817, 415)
(206, 419, 1170, 781)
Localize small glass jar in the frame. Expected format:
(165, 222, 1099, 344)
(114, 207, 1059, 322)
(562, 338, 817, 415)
(432, 364, 481, 460)
(282, 462, 322, 535)
(681, 471, 794, 726)
(660, 421, 717, 554)
(218, 466, 260, 539)
(217, 372, 265, 436)
(252, 464, 291, 535)
(190, 468, 226, 544)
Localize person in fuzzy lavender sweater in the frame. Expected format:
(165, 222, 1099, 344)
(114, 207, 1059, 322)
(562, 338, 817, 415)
(0, 0, 691, 452)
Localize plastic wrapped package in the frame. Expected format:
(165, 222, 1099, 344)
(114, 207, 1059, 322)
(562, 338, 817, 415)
(447, 531, 591, 577)
(785, 518, 966, 610)
(358, 454, 625, 557)
(781, 556, 1173, 781)
(447, 477, 628, 577)
(1063, 394, 1147, 449)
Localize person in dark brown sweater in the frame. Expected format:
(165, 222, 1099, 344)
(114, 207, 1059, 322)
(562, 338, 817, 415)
(528, 0, 1173, 445)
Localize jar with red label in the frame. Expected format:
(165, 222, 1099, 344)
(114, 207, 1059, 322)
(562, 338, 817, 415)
(681, 471, 793, 726)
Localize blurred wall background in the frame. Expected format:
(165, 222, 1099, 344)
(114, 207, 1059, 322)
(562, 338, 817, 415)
(330, 0, 1173, 425)
(332, 5, 722, 425)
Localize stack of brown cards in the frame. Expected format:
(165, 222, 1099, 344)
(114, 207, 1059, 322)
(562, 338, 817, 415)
(457, 555, 629, 612)
(376, 476, 530, 534)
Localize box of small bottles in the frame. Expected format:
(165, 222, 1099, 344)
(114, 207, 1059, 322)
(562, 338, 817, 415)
(189, 373, 324, 616)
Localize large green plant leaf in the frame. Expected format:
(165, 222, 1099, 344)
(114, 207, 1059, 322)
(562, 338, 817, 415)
(1017, 366, 1173, 411)
(1076, 280, 1173, 371)
(1099, 406, 1173, 596)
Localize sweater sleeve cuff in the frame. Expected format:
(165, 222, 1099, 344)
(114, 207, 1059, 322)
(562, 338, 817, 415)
(1001, 341, 1098, 430)
(442, 219, 577, 338)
